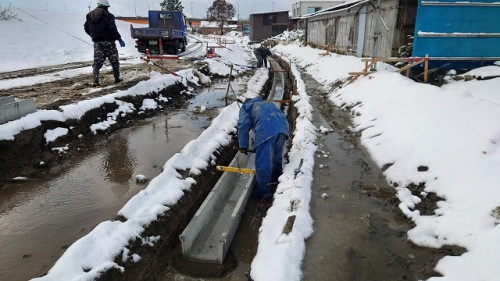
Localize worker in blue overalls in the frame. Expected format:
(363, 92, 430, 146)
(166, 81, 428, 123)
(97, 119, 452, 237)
(237, 97, 289, 200)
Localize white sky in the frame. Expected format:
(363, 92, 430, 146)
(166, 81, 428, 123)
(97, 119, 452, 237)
(1, 8, 500, 281)
(0, 0, 294, 19)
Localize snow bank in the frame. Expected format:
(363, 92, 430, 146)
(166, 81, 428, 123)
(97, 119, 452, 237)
(250, 60, 317, 281)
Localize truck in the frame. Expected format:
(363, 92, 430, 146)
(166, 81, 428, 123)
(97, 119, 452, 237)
(130, 10, 187, 55)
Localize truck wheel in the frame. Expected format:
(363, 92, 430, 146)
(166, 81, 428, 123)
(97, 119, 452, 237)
(181, 39, 186, 52)
(173, 41, 179, 55)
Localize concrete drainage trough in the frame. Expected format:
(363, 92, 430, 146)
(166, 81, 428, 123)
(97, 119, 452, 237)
(0, 96, 36, 125)
(179, 152, 255, 264)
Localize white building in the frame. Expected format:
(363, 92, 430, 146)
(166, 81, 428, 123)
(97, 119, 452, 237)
(292, 1, 345, 17)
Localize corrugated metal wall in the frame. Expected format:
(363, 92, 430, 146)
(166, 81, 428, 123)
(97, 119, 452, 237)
(306, 0, 416, 58)
(412, 0, 500, 58)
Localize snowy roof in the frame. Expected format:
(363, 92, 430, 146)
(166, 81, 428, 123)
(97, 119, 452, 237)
(250, 10, 290, 16)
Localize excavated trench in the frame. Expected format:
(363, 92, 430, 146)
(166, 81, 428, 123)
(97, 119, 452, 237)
(0, 71, 275, 281)
(0, 56, 464, 281)
(97, 60, 295, 281)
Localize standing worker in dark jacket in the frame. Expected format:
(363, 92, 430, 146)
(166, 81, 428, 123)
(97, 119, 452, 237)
(238, 97, 289, 200)
(253, 46, 272, 68)
(84, 0, 125, 86)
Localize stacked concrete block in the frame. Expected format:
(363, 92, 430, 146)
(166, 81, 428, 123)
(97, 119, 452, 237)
(0, 96, 36, 125)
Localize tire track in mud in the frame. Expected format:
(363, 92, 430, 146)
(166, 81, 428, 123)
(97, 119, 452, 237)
(0, 61, 94, 81)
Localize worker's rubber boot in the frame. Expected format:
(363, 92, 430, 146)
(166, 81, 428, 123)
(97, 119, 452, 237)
(92, 67, 100, 87)
(113, 66, 123, 83)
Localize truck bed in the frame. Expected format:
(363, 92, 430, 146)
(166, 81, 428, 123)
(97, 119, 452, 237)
(130, 26, 185, 39)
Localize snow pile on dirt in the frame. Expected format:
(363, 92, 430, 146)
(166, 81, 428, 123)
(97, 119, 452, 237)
(271, 29, 305, 43)
(44, 127, 69, 143)
(0, 70, 193, 140)
(250, 61, 317, 281)
(274, 42, 500, 281)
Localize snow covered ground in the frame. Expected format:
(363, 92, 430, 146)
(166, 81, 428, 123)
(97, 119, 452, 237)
(1, 7, 500, 281)
(272, 43, 500, 281)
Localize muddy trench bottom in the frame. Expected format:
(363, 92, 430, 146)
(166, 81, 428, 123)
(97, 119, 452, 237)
(300, 73, 457, 281)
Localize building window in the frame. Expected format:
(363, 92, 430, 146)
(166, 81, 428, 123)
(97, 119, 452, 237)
(263, 14, 277, 26)
(307, 6, 322, 14)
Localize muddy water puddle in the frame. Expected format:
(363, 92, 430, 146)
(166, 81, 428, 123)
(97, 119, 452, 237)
(186, 77, 244, 112)
(0, 77, 249, 281)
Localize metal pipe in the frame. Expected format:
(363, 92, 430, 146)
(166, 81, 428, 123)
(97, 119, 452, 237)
(418, 32, 500, 38)
(421, 1, 500, 6)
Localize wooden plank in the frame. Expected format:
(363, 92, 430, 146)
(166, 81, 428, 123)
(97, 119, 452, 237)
(424, 54, 429, 83)
(348, 71, 374, 75)
(264, 100, 292, 104)
(140, 57, 179, 76)
(395, 59, 425, 74)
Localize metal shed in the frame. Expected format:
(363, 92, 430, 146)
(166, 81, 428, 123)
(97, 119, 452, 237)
(412, 0, 500, 67)
(305, 0, 417, 58)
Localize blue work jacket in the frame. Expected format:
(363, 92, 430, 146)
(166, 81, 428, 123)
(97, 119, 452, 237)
(237, 97, 289, 149)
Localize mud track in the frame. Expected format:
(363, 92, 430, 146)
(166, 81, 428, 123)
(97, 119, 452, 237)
(0, 58, 202, 110)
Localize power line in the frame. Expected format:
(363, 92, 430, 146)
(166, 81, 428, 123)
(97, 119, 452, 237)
(16, 7, 93, 47)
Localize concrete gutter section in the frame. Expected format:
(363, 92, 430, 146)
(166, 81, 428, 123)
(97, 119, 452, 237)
(0, 96, 36, 125)
(179, 152, 256, 264)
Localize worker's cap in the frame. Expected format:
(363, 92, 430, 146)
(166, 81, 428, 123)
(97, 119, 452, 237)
(97, 0, 110, 7)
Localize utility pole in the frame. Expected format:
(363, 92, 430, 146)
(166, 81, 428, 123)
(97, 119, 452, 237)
(190, 2, 193, 18)
(237, 2, 239, 21)
(134, 1, 137, 17)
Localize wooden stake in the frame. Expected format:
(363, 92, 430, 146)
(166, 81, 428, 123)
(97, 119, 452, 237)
(424, 54, 429, 83)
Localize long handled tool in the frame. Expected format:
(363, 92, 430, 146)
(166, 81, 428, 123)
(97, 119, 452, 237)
(216, 166, 255, 174)
(216, 148, 256, 174)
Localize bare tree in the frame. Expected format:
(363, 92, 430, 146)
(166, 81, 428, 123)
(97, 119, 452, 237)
(206, 0, 235, 35)
(0, 3, 20, 21)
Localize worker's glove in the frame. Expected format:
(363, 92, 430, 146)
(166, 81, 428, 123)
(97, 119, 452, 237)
(239, 147, 248, 155)
(118, 39, 125, 47)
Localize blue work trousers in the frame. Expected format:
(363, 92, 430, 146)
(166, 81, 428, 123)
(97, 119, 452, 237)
(254, 133, 287, 199)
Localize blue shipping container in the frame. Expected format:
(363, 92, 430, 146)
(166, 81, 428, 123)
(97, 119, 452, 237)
(412, 0, 500, 62)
